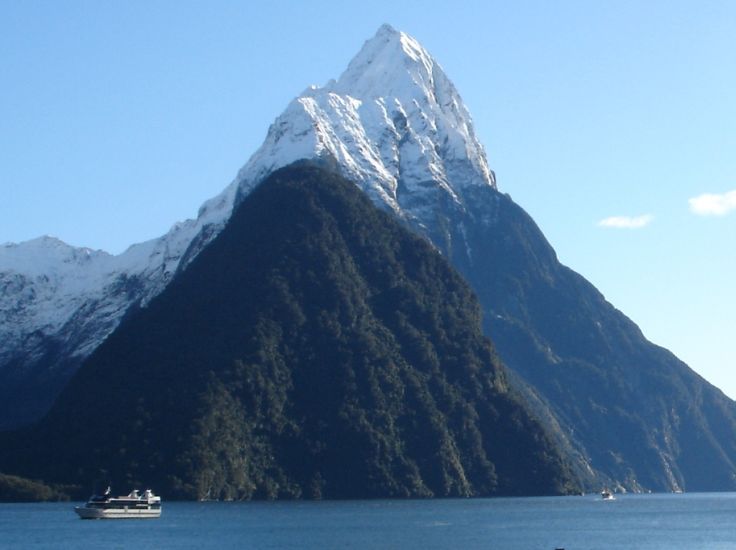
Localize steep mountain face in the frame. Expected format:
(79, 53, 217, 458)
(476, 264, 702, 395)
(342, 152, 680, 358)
(422, 184, 736, 492)
(0, 165, 579, 500)
(4, 23, 736, 493)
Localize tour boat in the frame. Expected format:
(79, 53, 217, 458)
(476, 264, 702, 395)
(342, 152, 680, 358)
(74, 487, 162, 519)
(601, 489, 615, 501)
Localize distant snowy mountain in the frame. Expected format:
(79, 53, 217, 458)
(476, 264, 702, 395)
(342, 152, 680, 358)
(0, 24, 494, 428)
(0, 228, 194, 428)
(0, 202, 238, 428)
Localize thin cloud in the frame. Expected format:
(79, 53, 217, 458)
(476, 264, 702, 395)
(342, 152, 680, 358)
(689, 189, 736, 216)
(598, 214, 653, 229)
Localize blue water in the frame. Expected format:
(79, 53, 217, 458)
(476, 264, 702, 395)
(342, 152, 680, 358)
(2, 493, 736, 549)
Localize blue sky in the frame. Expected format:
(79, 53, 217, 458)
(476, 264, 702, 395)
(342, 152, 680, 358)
(1, 1, 734, 397)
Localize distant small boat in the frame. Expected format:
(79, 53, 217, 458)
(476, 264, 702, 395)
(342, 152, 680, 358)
(74, 487, 162, 519)
(601, 489, 615, 501)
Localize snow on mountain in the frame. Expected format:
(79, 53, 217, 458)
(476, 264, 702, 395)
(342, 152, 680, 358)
(233, 24, 495, 219)
(0, 237, 113, 348)
(0, 24, 496, 427)
(0, 231, 172, 365)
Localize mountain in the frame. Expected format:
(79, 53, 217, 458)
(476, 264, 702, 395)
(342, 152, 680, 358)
(3, 23, 736, 492)
(0, 165, 579, 499)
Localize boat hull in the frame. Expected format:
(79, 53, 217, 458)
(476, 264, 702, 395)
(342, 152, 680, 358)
(74, 506, 161, 519)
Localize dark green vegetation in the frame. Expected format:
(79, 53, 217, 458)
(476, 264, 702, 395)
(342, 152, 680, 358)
(0, 473, 71, 502)
(0, 164, 578, 500)
(417, 183, 736, 492)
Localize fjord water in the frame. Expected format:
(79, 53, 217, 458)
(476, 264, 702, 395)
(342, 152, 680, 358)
(2, 493, 736, 549)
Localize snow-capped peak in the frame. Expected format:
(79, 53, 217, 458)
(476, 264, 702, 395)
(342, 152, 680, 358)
(233, 24, 496, 218)
(333, 23, 440, 102)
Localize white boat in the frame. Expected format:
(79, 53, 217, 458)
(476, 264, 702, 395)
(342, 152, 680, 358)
(601, 489, 615, 501)
(74, 488, 162, 519)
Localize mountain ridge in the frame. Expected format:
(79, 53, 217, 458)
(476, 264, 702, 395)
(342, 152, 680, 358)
(441, 182, 736, 491)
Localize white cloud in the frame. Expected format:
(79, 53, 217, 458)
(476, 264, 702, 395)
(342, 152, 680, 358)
(597, 214, 654, 229)
(689, 190, 736, 216)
